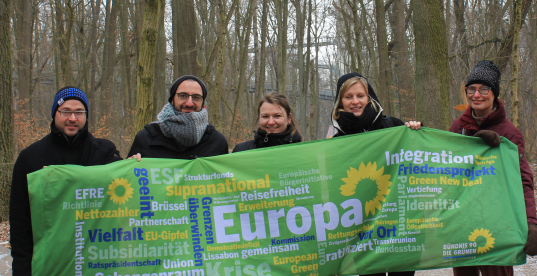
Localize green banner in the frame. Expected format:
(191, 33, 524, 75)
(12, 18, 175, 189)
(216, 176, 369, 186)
(29, 127, 527, 276)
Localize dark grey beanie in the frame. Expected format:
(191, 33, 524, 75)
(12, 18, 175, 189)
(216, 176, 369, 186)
(466, 60, 501, 98)
(168, 75, 208, 105)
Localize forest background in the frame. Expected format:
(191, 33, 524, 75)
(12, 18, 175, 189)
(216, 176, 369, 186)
(0, 0, 536, 221)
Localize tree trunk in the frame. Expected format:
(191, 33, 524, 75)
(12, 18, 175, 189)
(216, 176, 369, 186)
(351, 0, 363, 73)
(0, 0, 13, 221)
(255, 0, 269, 109)
(510, 0, 522, 127)
(118, 0, 133, 149)
(132, 0, 146, 115)
(293, 0, 306, 129)
(392, 0, 413, 121)
(14, 0, 33, 111)
(412, 0, 450, 130)
(229, 0, 256, 140)
(358, 0, 380, 94)
(101, 0, 119, 124)
(310, 58, 318, 141)
(119, 0, 132, 109)
(203, 0, 238, 128)
(55, 0, 75, 87)
(133, 0, 163, 140)
(304, 0, 312, 140)
(528, 7, 537, 156)
(453, 0, 468, 69)
(495, 0, 532, 72)
(275, 0, 289, 95)
(211, 0, 228, 130)
(444, 0, 450, 52)
(88, 0, 101, 130)
(336, 0, 356, 71)
(375, 0, 391, 115)
(153, 2, 166, 119)
(176, 0, 201, 76)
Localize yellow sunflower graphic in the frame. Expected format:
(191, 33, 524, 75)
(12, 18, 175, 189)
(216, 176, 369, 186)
(468, 228, 495, 254)
(107, 178, 134, 205)
(340, 162, 392, 216)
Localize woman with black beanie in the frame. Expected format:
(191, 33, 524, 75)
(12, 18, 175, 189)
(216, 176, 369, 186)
(332, 72, 420, 137)
(332, 73, 418, 276)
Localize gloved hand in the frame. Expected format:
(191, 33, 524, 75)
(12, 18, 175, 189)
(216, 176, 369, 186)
(524, 223, 537, 255)
(473, 130, 501, 147)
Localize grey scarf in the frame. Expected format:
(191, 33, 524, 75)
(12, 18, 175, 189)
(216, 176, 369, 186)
(157, 103, 209, 149)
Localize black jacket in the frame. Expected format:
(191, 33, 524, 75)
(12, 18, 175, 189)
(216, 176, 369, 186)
(10, 124, 121, 276)
(128, 123, 228, 159)
(332, 115, 404, 137)
(233, 129, 302, 152)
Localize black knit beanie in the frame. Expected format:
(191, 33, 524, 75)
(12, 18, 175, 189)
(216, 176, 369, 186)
(335, 72, 380, 104)
(168, 75, 208, 105)
(466, 60, 501, 98)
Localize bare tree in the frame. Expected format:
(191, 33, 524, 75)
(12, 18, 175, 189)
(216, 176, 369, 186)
(153, 1, 166, 119)
(293, 0, 306, 128)
(256, 0, 269, 104)
(375, 0, 391, 115)
(274, 0, 289, 95)
(88, 0, 102, 129)
(495, 0, 532, 72)
(229, 0, 257, 140)
(54, 0, 75, 87)
(14, 0, 33, 111)
(175, 0, 202, 77)
(101, 0, 119, 121)
(412, 0, 450, 129)
(392, 0, 413, 121)
(133, 0, 164, 140)
(0, 0, 13, 221)
(509, 0, 523, 127)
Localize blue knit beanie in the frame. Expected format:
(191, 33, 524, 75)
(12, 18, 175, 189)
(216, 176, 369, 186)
(51, 87, 89, 118)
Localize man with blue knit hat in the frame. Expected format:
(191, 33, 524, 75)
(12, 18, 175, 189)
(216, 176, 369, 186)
(10, 86, 122, 275)
(128, 75, 228, 159)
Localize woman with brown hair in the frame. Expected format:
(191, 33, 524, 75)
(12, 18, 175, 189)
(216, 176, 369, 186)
(233, 92, 301, 152)
(449, 60, 537, 276)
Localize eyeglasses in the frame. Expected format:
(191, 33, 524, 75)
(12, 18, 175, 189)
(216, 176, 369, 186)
(466, 86, 491, 96)
(175, 93, 203, 103)
(57, 110, 87, 118)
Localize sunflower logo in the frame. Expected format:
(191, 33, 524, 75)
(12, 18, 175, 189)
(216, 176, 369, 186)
(468, 228, 495, 254)
(340, 162, 392, 216)
(107, 178, 134, 205)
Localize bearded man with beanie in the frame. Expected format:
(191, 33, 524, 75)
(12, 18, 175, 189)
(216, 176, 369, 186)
(10, 86, 122, 275)
(450, 60, 537, 276)
(128, 75, 228, 159)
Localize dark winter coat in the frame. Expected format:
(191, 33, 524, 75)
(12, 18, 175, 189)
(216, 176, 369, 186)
(10, 124, 122, 276)
(450, 100, 537, 225)
(332, 115, 404, 137)
(128, 123, 228, 159)
(232, 129, 302, 152)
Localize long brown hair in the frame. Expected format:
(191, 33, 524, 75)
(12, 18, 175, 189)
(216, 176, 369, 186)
(256, 92, 300, 134)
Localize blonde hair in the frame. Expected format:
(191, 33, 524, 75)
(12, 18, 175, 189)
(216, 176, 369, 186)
(333, 76, 377, 119)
